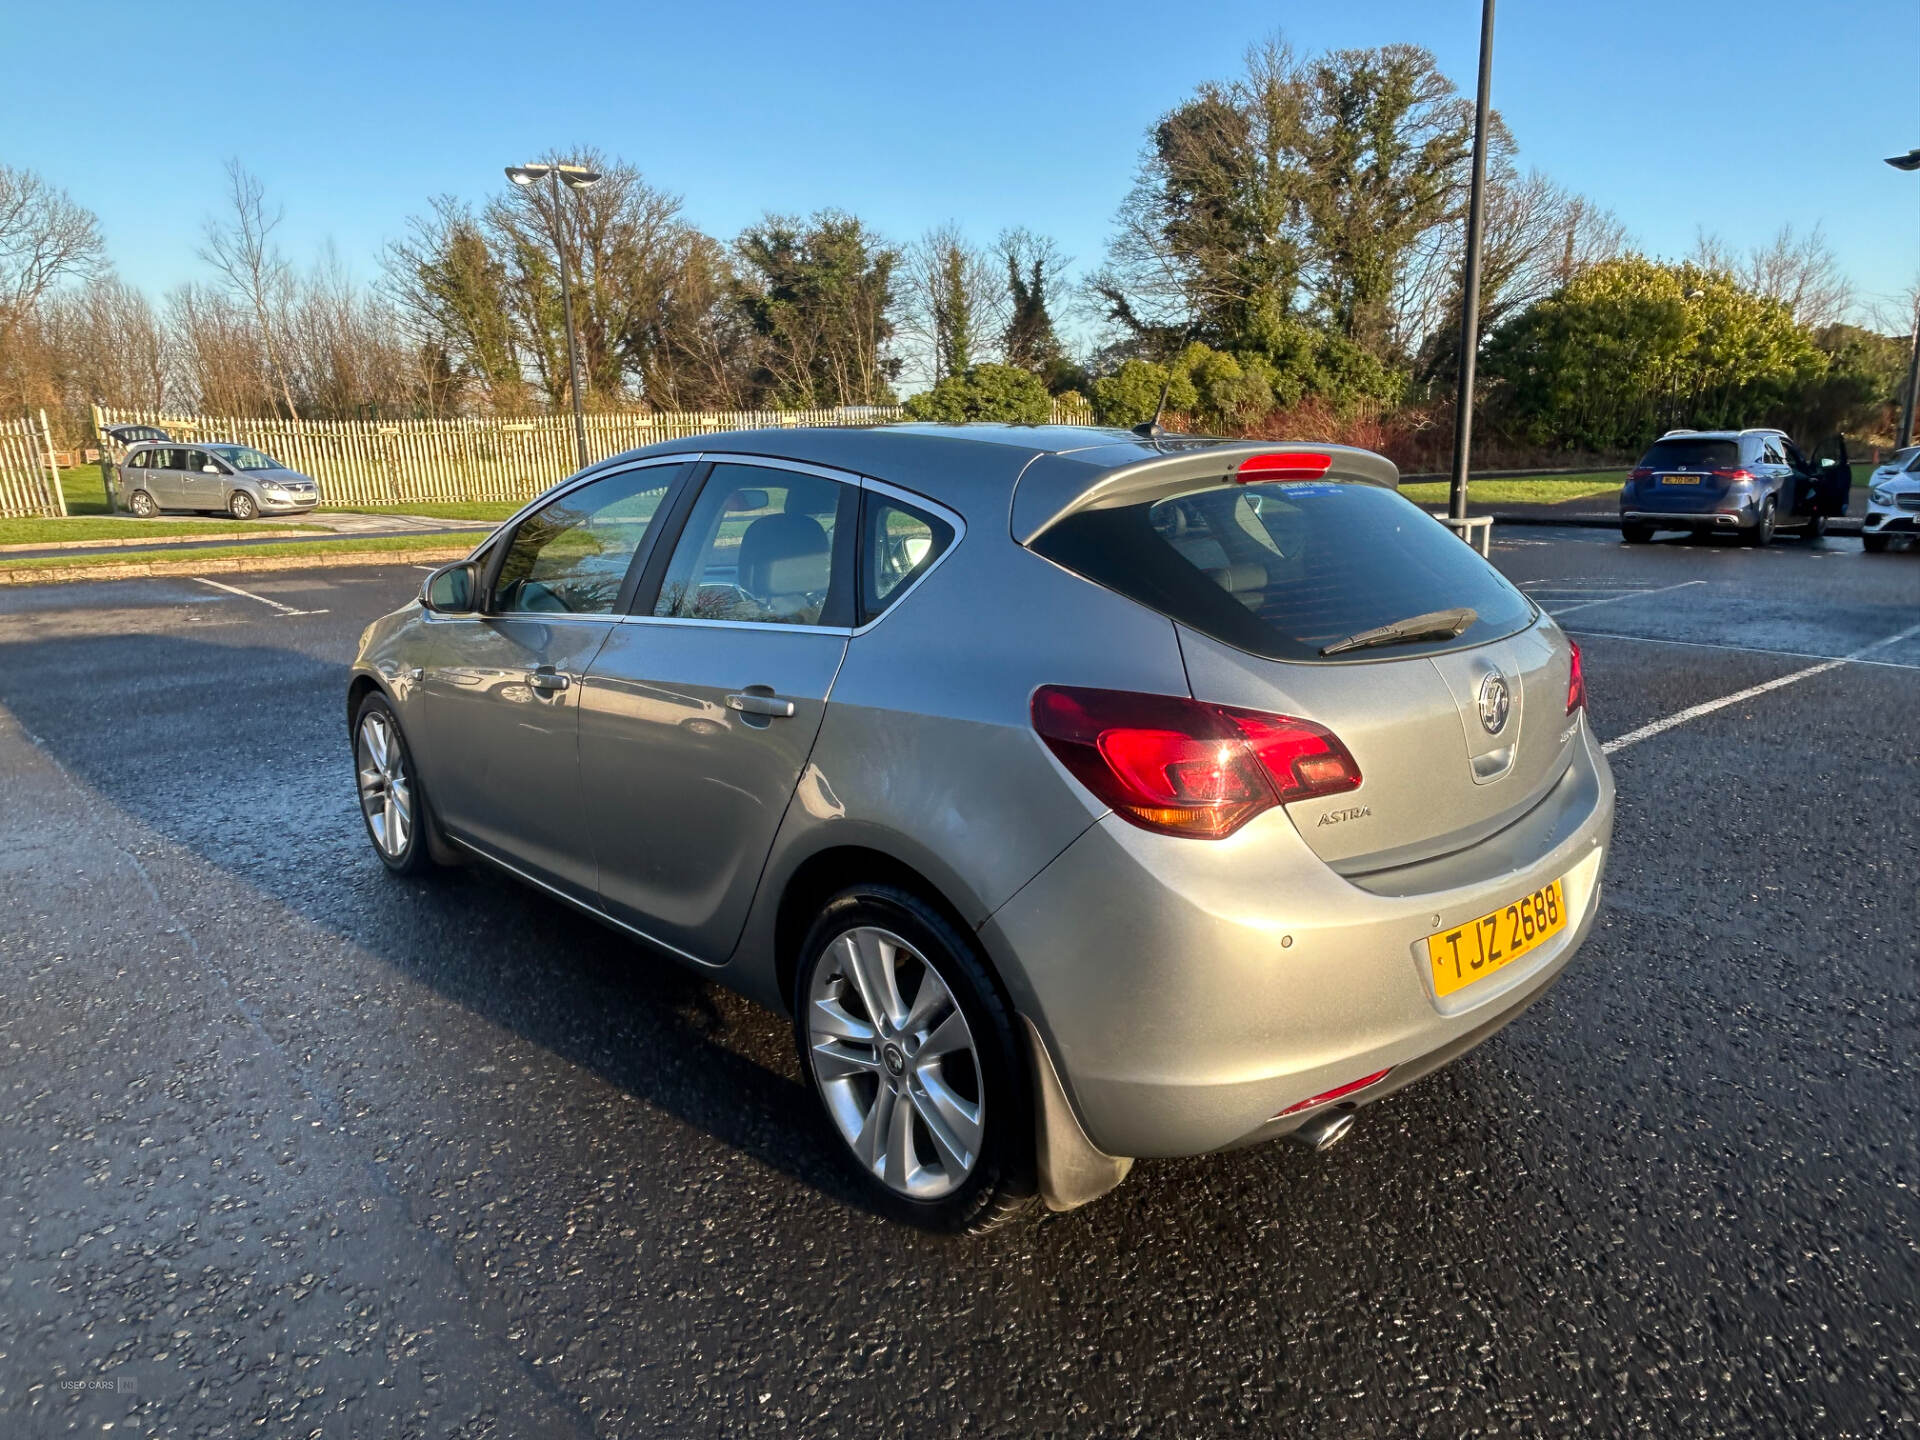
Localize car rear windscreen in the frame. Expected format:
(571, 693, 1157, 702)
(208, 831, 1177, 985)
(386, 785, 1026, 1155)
(1639, 438, 1739, 469)
(1029, 481, 1536, 662)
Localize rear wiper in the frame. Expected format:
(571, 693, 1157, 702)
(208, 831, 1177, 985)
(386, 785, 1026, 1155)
(1320, 607, 1477, 656)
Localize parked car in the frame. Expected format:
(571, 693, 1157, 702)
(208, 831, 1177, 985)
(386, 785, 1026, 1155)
(1862, 445, 1920, 552)
(117, 441, 320, 519)
(346, 426, 1615, 1232)
(1619, 428, 1850, 545)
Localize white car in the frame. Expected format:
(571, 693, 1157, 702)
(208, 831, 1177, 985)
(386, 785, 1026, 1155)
(1863, 446, 1920, 553)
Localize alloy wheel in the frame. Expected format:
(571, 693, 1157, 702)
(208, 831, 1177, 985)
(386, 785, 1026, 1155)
(805, 925, 985, 1200)
(355, 711, 413, 859)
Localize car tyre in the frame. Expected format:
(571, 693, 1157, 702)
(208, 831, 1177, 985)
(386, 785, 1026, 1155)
(1862, 533, 1889, 554)
(129, 489, 157, 518)
(1803, 512, 1827, 541)
(1744, 498, 1776, 547)
(229, 490, 258, 521)
(353, 693, 438, 877)
(1621, 523, 1653, 544)
(794, 884, 1036, 1235)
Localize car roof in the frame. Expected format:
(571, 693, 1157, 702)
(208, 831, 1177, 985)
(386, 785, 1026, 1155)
(596, 423, 1396, 521)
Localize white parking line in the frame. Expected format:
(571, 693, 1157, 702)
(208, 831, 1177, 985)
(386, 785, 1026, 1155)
(1601, 620, 1920, 756)
(1569, 628, 1920, 673)
(191, 577, 328, 616)
(1546, 579, 1705, 616)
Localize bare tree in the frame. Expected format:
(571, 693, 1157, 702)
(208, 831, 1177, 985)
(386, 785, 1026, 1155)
(199, 159, 301, 418)
(1691, 225, 1853, 328)
(1743, 225, 1853, 329)
(899, 224, 1002, 388)
(0, 165, 107, 412)
(0, 165, 105, 323)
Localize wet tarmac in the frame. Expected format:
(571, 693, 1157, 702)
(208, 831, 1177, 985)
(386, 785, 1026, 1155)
(0, 532, 1915, 1436)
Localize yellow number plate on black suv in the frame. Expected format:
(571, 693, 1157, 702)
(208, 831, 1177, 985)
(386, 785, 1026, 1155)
(1425, 880, 1567, 998)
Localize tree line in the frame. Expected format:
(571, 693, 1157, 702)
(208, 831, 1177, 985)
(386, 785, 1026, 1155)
(1, 34, 1909, 457)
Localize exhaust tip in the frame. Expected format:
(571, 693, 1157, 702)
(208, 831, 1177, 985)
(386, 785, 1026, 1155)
(1287, 1109, 1356, 1152)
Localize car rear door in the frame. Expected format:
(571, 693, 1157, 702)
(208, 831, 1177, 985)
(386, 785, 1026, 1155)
(143, 447, 185, 508)
(178, 449, 221, 511)
(577, 459, 857, 961)
(1810, 435, 1852, 514)
(410, 460, 687, 900)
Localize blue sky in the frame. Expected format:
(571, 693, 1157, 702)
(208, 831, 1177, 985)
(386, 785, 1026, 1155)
(11, 0, 1917, 331)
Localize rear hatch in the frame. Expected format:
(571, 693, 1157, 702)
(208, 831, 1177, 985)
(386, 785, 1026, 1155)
(1024, 447, 1580, 873)
(1629, 436, 1742, 511)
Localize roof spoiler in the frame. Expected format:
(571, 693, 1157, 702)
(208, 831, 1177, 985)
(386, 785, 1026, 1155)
(1010, 440, 1399, 544)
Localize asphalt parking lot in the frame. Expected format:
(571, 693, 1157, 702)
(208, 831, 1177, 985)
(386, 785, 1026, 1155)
(1, 528, 1915, 1437)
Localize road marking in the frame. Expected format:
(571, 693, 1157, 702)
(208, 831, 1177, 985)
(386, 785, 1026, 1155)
(1602, 620, 1920, 756)
(1569, 628, 1920, 673)
(1545, 579, 1706, 616)
(191, 577, 328, 616)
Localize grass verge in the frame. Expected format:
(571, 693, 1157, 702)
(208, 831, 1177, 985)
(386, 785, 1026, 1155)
(335, 501, 522, 523)
(0, 531, 487, 576)
(0, 516, 327, 546)
(1399, 473, 1627, 507)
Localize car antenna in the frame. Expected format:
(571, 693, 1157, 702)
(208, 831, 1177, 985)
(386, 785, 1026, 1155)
(1132, 318, 1196, 439)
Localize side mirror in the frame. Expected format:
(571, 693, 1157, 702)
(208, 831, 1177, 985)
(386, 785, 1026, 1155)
(421, 562, 476, 614)
(202, 464, 221, 474)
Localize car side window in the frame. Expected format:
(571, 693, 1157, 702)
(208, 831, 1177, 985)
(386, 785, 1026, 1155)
(491, 465, 680, 616)
(653, 464, 855, 627)
(860, 492, 956, 622)
(142, 448, 169, 469)
(1781, 439, 1808, 472)
(180, 449, 207, 472)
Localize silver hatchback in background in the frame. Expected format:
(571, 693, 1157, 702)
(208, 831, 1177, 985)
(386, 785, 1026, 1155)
(347, 425, 1614, 1233)
(119, 440, 321, 519)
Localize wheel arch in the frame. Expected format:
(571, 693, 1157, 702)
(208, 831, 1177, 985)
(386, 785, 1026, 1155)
(771, 844, 1006, 1022)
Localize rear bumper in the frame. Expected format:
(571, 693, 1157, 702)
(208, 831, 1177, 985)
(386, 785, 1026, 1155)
(984, 722, 1615, 1159)
(1622, 508, 1752, 531)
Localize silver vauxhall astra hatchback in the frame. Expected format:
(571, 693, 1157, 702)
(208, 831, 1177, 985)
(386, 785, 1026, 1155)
(347, 425, 1614, 1233)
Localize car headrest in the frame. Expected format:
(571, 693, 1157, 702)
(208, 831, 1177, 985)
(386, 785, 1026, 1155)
(738, 512, 831, 600)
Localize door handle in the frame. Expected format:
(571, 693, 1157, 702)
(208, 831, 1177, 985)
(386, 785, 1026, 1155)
(725, 692, 796, 718)
(528, 668, 571, 694)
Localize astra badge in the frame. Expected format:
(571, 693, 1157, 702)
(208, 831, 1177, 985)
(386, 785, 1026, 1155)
(1477, 672, 1511, 735)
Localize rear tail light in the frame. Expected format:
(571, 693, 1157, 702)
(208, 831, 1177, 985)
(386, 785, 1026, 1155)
(1566, 637, 1586, 715)
(1629, 467, 1652, 481)
(1278, 1067, 1393, 1117)
(1711, 467, 1755, 483)
(1030, 685, 1361, 839)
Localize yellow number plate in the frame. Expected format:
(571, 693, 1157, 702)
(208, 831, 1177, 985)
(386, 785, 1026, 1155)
(1425, 879, 1567, 998)
(1659, 474, 1699, 485)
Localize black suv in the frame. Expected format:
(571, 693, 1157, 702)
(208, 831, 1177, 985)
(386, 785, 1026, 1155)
(1619, 429, 1851, 546)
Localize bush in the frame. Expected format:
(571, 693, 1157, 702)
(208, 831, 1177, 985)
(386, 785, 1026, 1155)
(1091, 358, 1196, 427)
(901, 363, 1053, 424)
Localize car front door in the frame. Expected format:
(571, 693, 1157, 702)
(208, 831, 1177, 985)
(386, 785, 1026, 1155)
(578, 460, 858, 960)
(1809, 435, 1852, 514)
(411, 460, 688, 900)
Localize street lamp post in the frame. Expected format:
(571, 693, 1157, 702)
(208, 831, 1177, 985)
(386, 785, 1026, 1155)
(1448, 0, 1497, 523)
(1888, 150, 1920, 448)
(506, 161, 602, 470)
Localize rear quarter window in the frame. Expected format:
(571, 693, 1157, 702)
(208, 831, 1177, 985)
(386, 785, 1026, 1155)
(1030, 481, 1536, 662)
